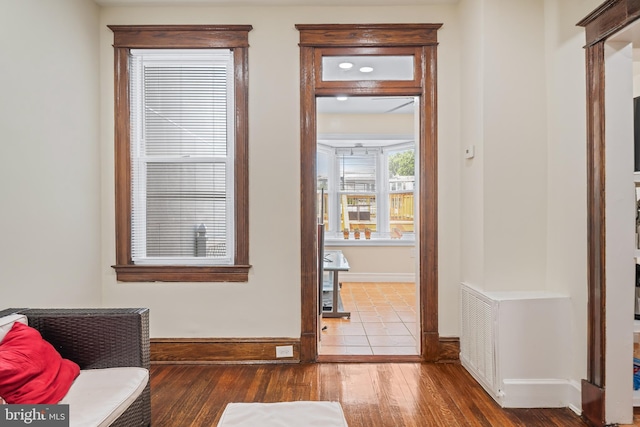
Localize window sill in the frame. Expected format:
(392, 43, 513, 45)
(324, 238, 415, 247)
(112, 264, 251, 282)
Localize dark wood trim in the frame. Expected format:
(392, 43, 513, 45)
(585, 42, 607, 390)
(296, 24, 442, 47)
(315, 87, 424, 97)
(577, 0, 640, 46)
(114, 46, 131, 267)
(297, 24, 441, 363)
(151, 338, 300, 363)
(108, 25, 253, 48)
(111, 264, 251, 282)
(576, 2, 636, 423)
(109, 25, 252, 283)
(151, 337, 458, 365)
(438, 337, 461, 363)
(234, 47, 250, 267)
(313, 46, 424, 91)
(299, 43, 319, 363)
(580, 40, 607, 427)
(421, 44, 439, 362)
(581, 380, 606, 427)
(318, 337, 459, 364)
(318, 355, 423, 363)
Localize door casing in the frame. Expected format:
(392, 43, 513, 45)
(296, 24, 442, 362)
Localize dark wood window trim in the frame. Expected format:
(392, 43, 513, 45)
(296, 23, 442, 362)
(109, 25, 252, 282)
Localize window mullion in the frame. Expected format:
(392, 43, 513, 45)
(330, 150, 340, 235)
(378, 150, 389, 234)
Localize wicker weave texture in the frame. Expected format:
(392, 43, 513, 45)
(0, 308, 151, 427)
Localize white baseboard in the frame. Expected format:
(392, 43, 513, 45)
(338, 273, 415, 283)
(498, 379, 574, 408)
(461, 359, 583, 411)
(567, 379, 582, 415)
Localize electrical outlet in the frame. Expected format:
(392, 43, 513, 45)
(276, 345, 294, 358)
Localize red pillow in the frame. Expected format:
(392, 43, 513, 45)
(0, 322, 80, 404)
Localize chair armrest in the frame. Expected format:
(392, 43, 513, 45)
(1, 308, 149, 370)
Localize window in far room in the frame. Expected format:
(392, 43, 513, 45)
(109, 25, 252, 282)
(318, 139, 415, 244)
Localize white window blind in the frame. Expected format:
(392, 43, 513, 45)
(339, 153, 377, 192)
(129, 49, 234, 265)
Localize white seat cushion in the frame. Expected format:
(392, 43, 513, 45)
(0, 314, 28, 343)
(59, 367, 148, 427)
(217, 401, 348, 427)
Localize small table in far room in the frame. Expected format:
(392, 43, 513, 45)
(322, 250, 350, 319)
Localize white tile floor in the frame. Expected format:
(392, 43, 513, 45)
(319, 282, 419, 356)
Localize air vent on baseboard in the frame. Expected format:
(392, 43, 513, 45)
(460, 283, 496, 393)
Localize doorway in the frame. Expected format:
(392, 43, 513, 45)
(296, 24, 442, 362)
(578, 3, 640, 425)
(316, 95, 420, 356)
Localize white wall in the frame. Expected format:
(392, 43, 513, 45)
(543, 0, 602, 408)
(459, 0, 549, 293)
(0, 0, 102, 307)
(318, 113, 414, 134)
(325, 245, 415, 279)
(482, 0, 549, 292)
(634, 61, 640, 96)
(459, 0, 485, 289)
(603, 39, 635, 425)
(98, 5, 462, 338)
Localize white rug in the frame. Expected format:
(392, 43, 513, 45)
(216, 401, 348, 427)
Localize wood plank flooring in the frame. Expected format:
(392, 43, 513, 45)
(150, 362, 594, 426)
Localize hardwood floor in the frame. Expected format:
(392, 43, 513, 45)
(150, 362, 591, 426)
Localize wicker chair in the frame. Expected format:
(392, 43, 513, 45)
(0, 308, 150, 427)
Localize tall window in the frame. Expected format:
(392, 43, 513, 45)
(110, 25, 252, 282)
(318, 142, 415, 242)
(130, 49, 234, 265)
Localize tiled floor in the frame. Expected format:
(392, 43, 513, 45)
(319, 282, 419, 356)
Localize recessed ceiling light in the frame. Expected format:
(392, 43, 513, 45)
(338, 62, 353, 69)
(359, 66, 374, 73)
(336, 96, 348, 101)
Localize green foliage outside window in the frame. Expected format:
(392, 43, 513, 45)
(389, 150, 415, 177)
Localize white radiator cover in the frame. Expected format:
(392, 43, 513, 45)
(460, 283, 573, 408)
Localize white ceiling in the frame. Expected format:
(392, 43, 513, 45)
(318, 96, 415, 114)
(95, 0, 456, 6)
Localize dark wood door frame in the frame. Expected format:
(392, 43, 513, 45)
(296, 24, 442, 362)
(578, 2, 640, 425)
